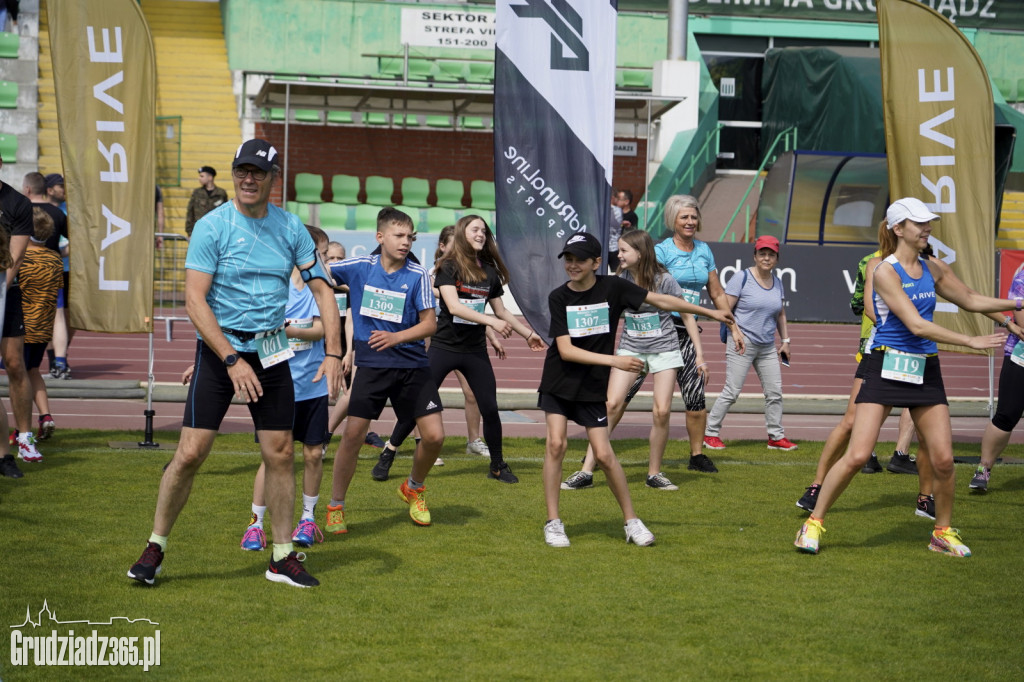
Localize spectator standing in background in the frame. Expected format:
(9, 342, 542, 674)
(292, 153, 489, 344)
(185, 166, 228, 238)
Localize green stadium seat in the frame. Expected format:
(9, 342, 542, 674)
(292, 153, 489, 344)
(470, 180, 495, 211)
(327, 111, 362, 125)
(364, 176, 394, 205)
(378, 56, 404, 79)
(467, 62, 494, 84)
(425, 206, 457, 234)
(434, 179, 465, 209)
(621, 69, 653, 90)
(268, 108, 286, 121)
(425, 115, 451, 128)
(993, 77, 1014, 101)
(437, 59, 467, 82)
(460, 116, 485, 130)
(0, 133, 16, 163)
(294, 109, 321, 123)
(400, 177, 430, 208)
(394, 205, 425, 228)
(331, 174, 360, 205)
(285, 201, 312, 224)
(354, 204, 384, 231)
(0, 80, 16, 108)
(408, 59, 435, 81)
(319, 202, 349, 230)
(365, 112, 389, 125)
(294, 173, 324, 204)
(0, 32, 19, 59)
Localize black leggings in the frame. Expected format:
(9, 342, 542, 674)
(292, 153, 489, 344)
(992, 354, 1024, 432)
(388, 346, 503, 466)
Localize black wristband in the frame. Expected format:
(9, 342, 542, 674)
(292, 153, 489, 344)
(325, 353, 343, 360)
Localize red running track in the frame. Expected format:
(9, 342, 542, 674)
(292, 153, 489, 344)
(21, 315, 1020, 445)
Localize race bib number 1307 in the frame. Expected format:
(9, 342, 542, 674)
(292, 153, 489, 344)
(566, 303, 610, 338)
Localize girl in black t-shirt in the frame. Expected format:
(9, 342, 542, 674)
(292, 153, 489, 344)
(384, 215, 545, 483)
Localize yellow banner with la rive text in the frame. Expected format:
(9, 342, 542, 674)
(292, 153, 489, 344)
(879, 0, 994, 354)
(49, 0, 155, 333)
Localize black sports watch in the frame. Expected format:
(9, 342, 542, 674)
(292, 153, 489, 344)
(224, 354, 239, 368)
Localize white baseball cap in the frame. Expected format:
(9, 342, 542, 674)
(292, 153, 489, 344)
(886, 197, 940, 230)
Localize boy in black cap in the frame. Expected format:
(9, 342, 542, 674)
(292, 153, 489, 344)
(184, 165, 228, 237)
(539, 231, 732, 548)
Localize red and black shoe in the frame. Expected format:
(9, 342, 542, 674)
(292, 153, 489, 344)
(265, 551, 319, 588)
(127, 542, 164, 585)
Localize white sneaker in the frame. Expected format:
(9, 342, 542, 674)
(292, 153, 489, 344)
(544, 519, 570, 547)
(624, 518, 655, 546)
(434, 457, 445, 466)
(17, 433, 42, 463)
(466, 438, 490, 456)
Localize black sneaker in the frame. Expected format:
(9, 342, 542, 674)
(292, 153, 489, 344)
(0, 454, 23, 478)
(687, 454, 718, 473)
(127, 542, 164, 585)
(560, 470, 593, 490)
(265, 551, 319, 588)
(371, 444, 397, 481)
(796, 484, 820, 512)
(887, 451, 918, 475)
(364, 431, 386, 448)
(915, 494, 935, 520)
(861, 453, 883, 474)
(487, 462, 519, 484)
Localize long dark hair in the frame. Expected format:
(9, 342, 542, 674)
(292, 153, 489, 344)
(438, 214, 510, 285)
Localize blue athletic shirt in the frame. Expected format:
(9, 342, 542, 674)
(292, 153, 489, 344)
(286, 281, 327, 402)
(871, 255, 937, 355)
(186, 201, 316, 353)
(329, 255, 434, 368)
(656, 237, 717, 319)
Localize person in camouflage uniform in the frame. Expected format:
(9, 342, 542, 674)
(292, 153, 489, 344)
(184, 166, 228, 237)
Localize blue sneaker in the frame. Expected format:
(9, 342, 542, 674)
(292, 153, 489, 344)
(364, 431, 386, 448)
(240, 524, 266, 551)
(291, 519, 324, 547)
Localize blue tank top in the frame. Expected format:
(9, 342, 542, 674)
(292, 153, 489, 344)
(871, 255, 937, 354)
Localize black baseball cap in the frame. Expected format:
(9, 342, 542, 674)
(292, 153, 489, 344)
(232, 139, 278, 172)
(198, 165, 216, 176)
(44, 173, 64, 188)
(557, 232, 602, 260)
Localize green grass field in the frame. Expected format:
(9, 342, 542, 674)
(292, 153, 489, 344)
(2, 430, 1023, 680)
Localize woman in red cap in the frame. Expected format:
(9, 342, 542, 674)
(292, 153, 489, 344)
(704, 234, 796, 450)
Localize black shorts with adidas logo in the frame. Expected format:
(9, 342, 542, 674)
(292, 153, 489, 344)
(348, 366, 443, 422)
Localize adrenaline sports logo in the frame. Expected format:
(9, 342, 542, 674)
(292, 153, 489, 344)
(9, 600, 161, 671)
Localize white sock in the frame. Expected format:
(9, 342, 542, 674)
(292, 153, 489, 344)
(301, 494, 318, 521)
(251, 504, 266, 527)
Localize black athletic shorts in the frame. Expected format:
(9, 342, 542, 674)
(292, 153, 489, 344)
(24, 341, 47, 370)
(293, 394, 330, 445)
(347, 366, 442, 423)
(855, 351, 947, 408)
(2, 287, 24, 338)
(537, 392, 608, 428)
(183, 340, 295, 431)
